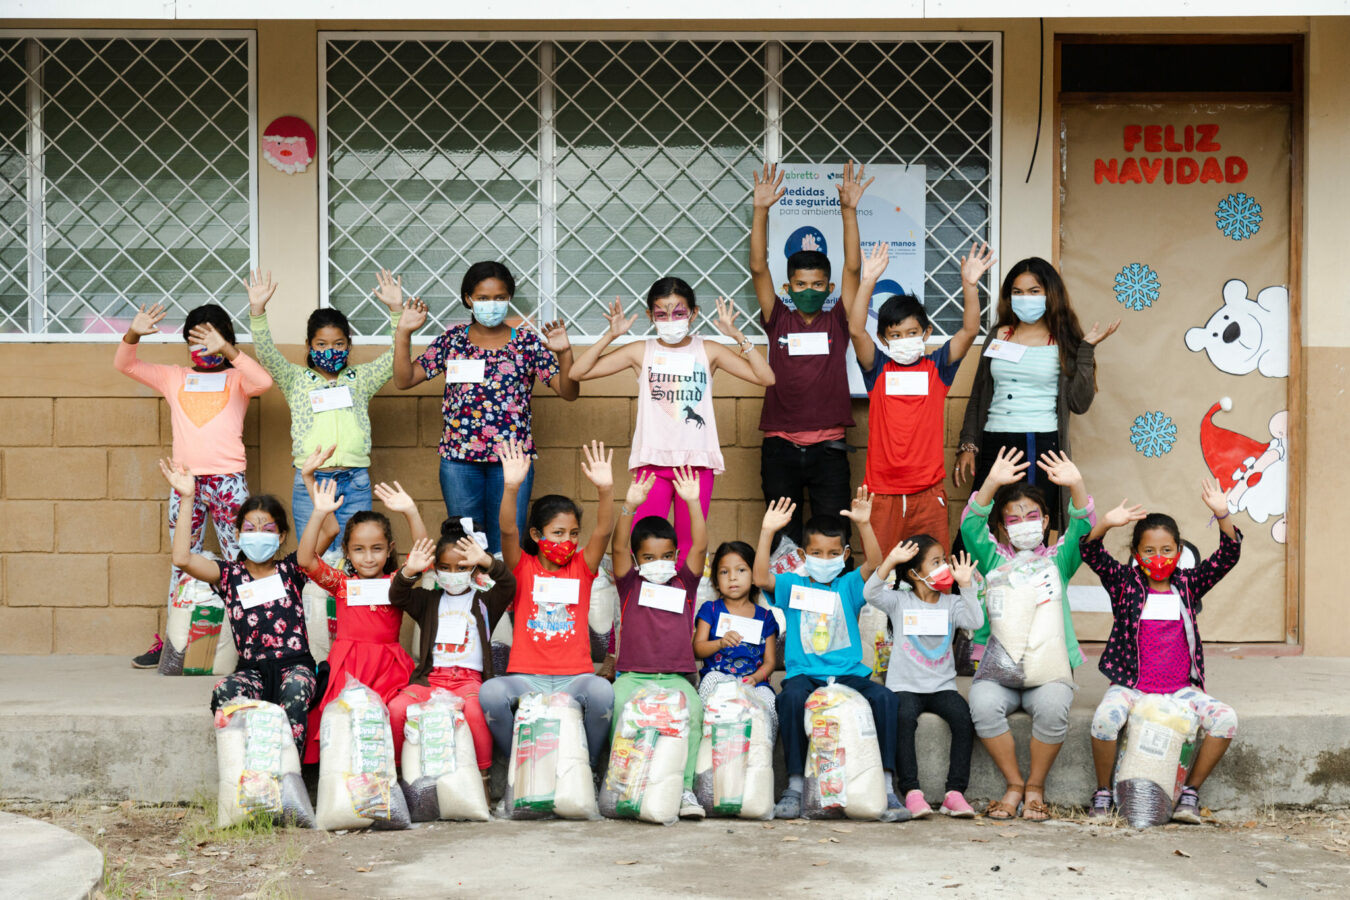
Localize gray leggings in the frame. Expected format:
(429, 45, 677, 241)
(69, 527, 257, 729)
(969, 679, 1076, 745)
(479, 673, 615, 767)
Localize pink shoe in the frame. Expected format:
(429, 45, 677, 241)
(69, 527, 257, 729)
(940, 790, 976, 818)
(904, 790, 932, 819)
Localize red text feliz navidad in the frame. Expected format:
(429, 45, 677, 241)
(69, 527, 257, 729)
(1094, 124, 1248, 185)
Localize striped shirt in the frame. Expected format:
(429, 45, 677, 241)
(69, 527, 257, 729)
(985, 344, 1060, 432)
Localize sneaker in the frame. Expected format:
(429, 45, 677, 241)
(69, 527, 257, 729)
(679, 790, 706, 820)
(904, 789, 932, 819)
(131, 634, 163, 669)
(773, 790, 802, 820)
(939, 791, 976, 819)
(1087, 788, 1114, 819)
(1171, 786, 1202, 824)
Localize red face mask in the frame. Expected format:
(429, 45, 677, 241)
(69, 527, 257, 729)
(916, 562, 955, 593)
(1136, 553, 1179, 581)
(538, 538, 577, 566)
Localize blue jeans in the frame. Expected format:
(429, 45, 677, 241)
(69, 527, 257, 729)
(291, 467, 372, 546)
(438, 457, 533, 555)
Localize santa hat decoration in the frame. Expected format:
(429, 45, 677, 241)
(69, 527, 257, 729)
(261, 116, 317, 175)
(1199, 397, 1266, 491)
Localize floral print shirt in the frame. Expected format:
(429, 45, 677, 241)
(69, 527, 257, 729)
(214, 552, 311, 663)
(416, 324, 560, 462)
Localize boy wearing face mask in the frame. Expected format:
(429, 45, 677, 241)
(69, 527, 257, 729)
(847, 241, 994, 552)
(606, 467, 710, 820)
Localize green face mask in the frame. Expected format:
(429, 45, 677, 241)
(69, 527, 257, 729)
(789, 288, 829, 314)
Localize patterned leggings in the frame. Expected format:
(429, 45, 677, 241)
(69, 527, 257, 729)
(212, 666, 317, 753)
(696, 671, 778, 744)
(1090, 684, 1238, 742)
(167, 472, 249, 607)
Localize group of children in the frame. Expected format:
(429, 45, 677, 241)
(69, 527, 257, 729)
(118, 160, 1242, 825)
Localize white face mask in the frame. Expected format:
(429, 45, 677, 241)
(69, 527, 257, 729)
(1005, 519, 1045, 551)
(654, 320, 690, 344)
(637, 560, 678, 584)
(436, 570, 474, 594)
(886, 336, 925, 365)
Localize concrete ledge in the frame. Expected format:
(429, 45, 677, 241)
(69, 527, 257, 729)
(0, 811, 102, 900)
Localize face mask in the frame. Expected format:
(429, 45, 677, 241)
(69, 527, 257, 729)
(238, 532, 281, 563)
(654, 320, 689, 345)
(436, 570, 474, 594)
(1136, 553, 1180, 582)
(472, 300, 509, 328)
(637, 560, 678, 585)
(1005, 520, 1045, 551)
(802, 554, 846, 584)
(1011, 295, 1047, 324)
(537, 538, 577, 567)
(886, 336, 925, 365)
(916, 562, 955, 593)
(190, 345, 227, 370)
(309, 347, 349, 374)
(789, 288, 829, 315)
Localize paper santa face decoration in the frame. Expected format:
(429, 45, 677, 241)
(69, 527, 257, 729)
(262, 116, 317, 175)
(1199, 397, 1288, 543)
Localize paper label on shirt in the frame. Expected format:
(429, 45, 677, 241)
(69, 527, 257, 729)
(715, 612, 764, 645)
(902, 607, 949, 636)
(533, 576, 580, 606)
(650, 350, 695, 376)
(789, 584, 836, 615)
(309, 384, 353, 412)
(436, 611, 469, 645)
(884, 370, 928, 396)
(183, 372, 227, 393)
(237, 573, 286, 609)
(444, 359, 486, 383)
(1141, 591, 1182, 621)
(787, 332, 829, 356)
(638, 581, 687, 614)
(345, 578, 391, 607)
(983, 339, 1028, 363)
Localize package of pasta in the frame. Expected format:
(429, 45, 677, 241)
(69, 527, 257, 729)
(693, 680, 774, 819)
(159, 563, 236, 676)
(315, 676, 410, 831)
(801, 684, 886, 821)
(973, 555, 1070, 689)
(1114, 694, 1201, 828)
(399, 690, 488, 823)
(502, 692, 598, 820)
(214, 699, 314, 829)
(600, 687, 689, 826)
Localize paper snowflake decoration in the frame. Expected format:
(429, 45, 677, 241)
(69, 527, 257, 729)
(1215, 192, 1263, 241)
(1113, 263, 1161, 311)
(1130, 411, 1178, 458)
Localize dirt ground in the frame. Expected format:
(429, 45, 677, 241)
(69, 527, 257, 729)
(8, 799, 1350, 899)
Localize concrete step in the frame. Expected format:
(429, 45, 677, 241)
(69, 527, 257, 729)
(0, 812, 103, 900)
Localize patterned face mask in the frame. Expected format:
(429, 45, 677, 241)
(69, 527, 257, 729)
(537, 538, 577, 566)
(309, 346, 349, 374)
(1136, 553, 1180, 581)
(190, 345, 227, 370)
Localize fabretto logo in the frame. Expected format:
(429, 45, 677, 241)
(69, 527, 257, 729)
(784, 171, 819, 181)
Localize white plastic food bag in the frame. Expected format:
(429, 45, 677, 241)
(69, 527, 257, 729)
(974, 554, 1071, 689)
(160, 561, 236, 676)
(302, 581, 337, 664)
(315, 676, 410, 831)
(693, 680, 774, 819)
(214, 699, 314, 828)
(589, 556, 618, 661)
(857, 603, 892, 685)
(400, 689, 489, 822)
(503, 692, 599, 820)
(1114, 694, 1201, 828)
(600, 687, 689, 826)
(802, 684, 886, 821)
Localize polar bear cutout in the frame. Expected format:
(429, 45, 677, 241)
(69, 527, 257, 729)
(1184, 279, 1288, 378)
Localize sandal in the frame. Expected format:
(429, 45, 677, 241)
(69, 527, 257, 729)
(984, 783, 1023, 820)
(1022, 783, 1050, 821)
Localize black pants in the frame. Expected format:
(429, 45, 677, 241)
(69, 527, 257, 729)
(760, 437, 853, 549)
(972, 430, 1063, 533)
(894, 689, 974, 794)
(777, 674, 898, 778)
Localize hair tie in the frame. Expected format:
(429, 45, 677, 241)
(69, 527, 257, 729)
(460, 516, 489, 549)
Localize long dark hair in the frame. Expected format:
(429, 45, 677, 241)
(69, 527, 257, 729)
(995, 257, 1086, 371)
(896, 534, 942, 593)
(521, 494, 582, 556)
(711, 540, 760, 604)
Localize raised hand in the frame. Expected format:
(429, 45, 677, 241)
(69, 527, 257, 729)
(373, 481, 416, 514)
(986, 446, 1031, 487)
(129, 303, 167, 338)
(455, 535, 492, 570)
(603, 297, 638, 339)
(1036, 450, 1083, 488)
(188, 322, 230, 355)
(300, 444, 336, 478)
(625, 470, 657, 509)
(712, 296, 742, 341)
(157, 458, 195, 498)
(887, 540, 921, 567)
(243, 270, 277, 315)
(672, 465, 701, 502)
(313, 478, 344, 515)
(396, 297, 428, 333)
(960, 241, 996, 287)
(373, 269, 404, 313)
(762, 497, 797, 533)
(835, 159, 875, 210)
(840, 484, 874, 524)
(1201, 477, 1230, 518)
(403, 537, 436, 574)
(1083, 319, 1121, 346)
(752, 162, 786, 209)
(539, 319, 572, 354)
(580, 440, 614, 491)
(1103, 498, 1148, 530)
(951, 550, 978, 589)
(498, 438, 531, 488)
(861, 241, 889, 283)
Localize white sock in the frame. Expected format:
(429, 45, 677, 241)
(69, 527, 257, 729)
(787, 775, 804, 794)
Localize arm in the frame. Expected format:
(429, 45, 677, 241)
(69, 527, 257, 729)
(299, 445, 341, 556)
(534, 319, 580, 401)
(949, 241, 995, 363)
(707, 297, 774, 387)
(752, 498, 796, 593)
(568, 298, 641, 381)
(840, 486, 883, 580)
(692, 617, 723, 660)
(835, 160, 873, 313)
(749, 629, 778, 686)
(114, 304, 173, 391)
(498, 438, 531, 571)
(950, 552, 985, 631)
(612, 471, 656, 580)
(958, 497, 1004, 576)
(672, 466, 707, 576)
(863, 570, 900, 614)
(1086, 497, 1147, 543)
(580, 440, 616, 573)
(243, 270, 298, 386)
(1063, 340, 1099, 415)
(480, 556, 517, 627)
(954, 353, 993, 488)
(298, 479, 344, 571)
(749, 162, 787, 323)
(189, 321, 272, 397)
(1037, 450, 1089, 516)
(1202, 476, 1238, 542)
(375, 480, 428, 553)
(390, 536, 435, 618)
(351, 269, 405, 397)
(847, 241, 888, 371)
(160, 460, 221, 585)
(392, 297, 430, 390)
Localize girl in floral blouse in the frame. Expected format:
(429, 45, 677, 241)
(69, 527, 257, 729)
(391, 261, 580, 553)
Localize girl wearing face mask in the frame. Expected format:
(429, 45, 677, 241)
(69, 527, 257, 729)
(118, 302, 272, 670)
(160, 461, 314, 754)
(245, 268, 405, 539)
(954, 257, 1120, 536)
(569, 278, 775, 571)
(392, 261, 579, 553)
(1079, 479, 1241, 824)
(387, 518, 517, 797)
(960, 447, 1095, 821)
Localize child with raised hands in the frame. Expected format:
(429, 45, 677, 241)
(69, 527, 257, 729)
(865, 539, 984, 820)
(160, 460, 313, 753)
(753, 488, 909, 821)
(1080, 479, 1242, 823)
(959, 447, 1094, 821)
(387, 519, 517, 799)
(603, 466, 710, 820)
(568, 280, 775, 570)
(296, 478, 427, 763)
(477, 439, 618, 776)
(118, 302, 272, 668)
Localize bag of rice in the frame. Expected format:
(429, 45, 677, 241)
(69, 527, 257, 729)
(600, 687, 689, 826)
(973, 554, 1070, 689)
(302, 583, 337, 665)
(801, 684, 886, 821)
(214, 699, 314, 828)
(1114, 694, 1201, 828)
(502, 692, 599, 820)
(693, 680, 774, 819)
(160, 562, 236, 676)
(400, 690, 489, 822)
(315, 676, 410, 831)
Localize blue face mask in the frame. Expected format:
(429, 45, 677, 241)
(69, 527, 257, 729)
(1011, 295, 1047, 324)
(471, 300, 508, 328)
(238, 532, 281, 563)
(802, 553, 847, 584)
(309, 347, 349, 374)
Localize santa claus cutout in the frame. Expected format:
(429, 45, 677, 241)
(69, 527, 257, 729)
(262, 116, 316, 175)
(1199, 397, 1288, 543)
